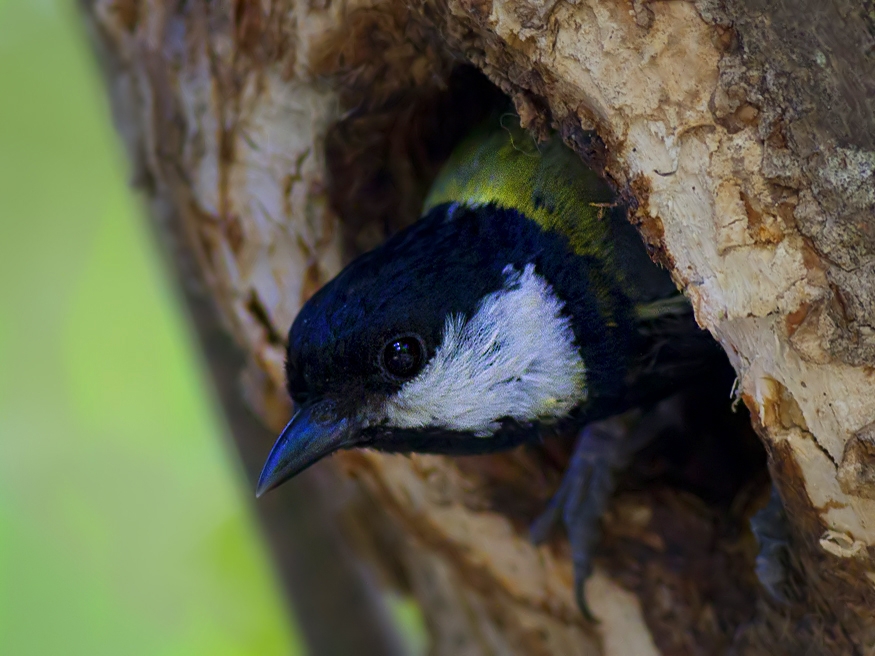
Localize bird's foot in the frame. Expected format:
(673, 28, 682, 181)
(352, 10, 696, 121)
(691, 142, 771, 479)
(530, 410, 654, 620)
(750, 484, 792, 603)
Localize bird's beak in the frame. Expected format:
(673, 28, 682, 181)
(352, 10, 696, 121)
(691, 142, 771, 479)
(256, 401, 357, 497)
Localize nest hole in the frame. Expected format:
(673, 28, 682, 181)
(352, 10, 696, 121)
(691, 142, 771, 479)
(324, 59, 772, 643)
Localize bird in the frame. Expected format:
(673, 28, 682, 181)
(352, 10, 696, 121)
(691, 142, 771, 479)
(255, 114, 749, 614)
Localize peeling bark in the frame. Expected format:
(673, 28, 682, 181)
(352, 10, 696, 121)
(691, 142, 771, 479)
(81, 0, 875, 653)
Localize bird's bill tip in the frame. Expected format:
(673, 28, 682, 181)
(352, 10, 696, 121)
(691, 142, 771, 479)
(255, 402, 354, 497)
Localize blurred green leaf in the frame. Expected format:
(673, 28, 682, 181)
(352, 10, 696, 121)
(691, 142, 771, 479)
(0, 2, 303, 654)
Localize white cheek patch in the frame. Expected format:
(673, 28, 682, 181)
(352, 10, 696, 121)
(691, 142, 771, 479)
(382, 264, 587, 436)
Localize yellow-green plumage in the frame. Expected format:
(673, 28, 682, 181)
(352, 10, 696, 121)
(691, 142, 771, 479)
(424, 118, 614, 260)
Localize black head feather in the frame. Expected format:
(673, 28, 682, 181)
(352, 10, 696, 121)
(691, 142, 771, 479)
(286, 202, 637, 436)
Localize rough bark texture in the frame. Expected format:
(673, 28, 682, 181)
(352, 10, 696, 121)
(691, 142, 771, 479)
(81, 0, 875, 653)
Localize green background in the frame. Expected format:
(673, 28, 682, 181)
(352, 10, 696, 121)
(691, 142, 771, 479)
(0, 2, 304, 654)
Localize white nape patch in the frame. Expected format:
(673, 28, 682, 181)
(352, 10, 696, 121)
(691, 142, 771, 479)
(383, 264, 586, 436)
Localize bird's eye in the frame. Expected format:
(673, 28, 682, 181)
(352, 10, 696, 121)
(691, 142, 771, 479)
(381, 335, 424, 380)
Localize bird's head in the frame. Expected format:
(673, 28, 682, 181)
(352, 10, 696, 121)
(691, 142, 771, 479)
(256, 203, 589, 496)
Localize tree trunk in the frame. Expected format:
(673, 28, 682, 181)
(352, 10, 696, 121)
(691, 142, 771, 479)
(80, 0, 875, 653)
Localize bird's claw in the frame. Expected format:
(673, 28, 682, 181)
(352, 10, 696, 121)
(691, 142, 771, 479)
(750, 484, 792, 603)
(530, 412, 650, 620)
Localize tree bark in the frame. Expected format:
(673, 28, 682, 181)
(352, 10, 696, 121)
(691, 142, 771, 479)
(81, 0, 875, 654)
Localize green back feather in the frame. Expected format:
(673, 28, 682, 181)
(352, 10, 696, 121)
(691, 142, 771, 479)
(424, 117, 615, 260)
